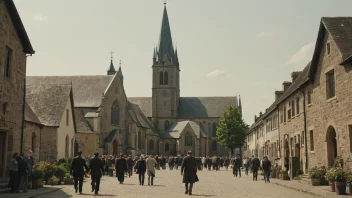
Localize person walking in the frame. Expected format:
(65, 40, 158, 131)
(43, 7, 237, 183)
(224, 157, 230, 170)
(126, 155, 134, 177)
(115, 153, 127, 184)
(89, 152, 104, 194)
(251, 154, 261, 181)
(262, 156, 272, 183)
(8, 153, 19, 193)
(181, 151, 199, 195)
(243, 157, 249, 175)
(135, 155, 147, 185)
(233, 154, 242, 177)
(146, 155, 157, 185)
(70, 151, 89, 194)
(18, 154, 29, 193)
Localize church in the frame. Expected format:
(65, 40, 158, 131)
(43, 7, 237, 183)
(25, 4, 240, 158)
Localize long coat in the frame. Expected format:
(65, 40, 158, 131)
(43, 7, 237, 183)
(146, 157, 157, 176)
(115, 157, 127, 181)
(70, 156, 88, 176)
(89, 157, 104, 177)
(136, 159, 147, 174)
(181, 156, 199, 184)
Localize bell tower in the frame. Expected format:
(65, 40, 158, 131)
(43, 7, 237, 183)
(152, 3, 180, 119)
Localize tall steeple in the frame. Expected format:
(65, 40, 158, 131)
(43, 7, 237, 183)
(157, 2, 174, 64)
(238, 94, 242, 115)
(107, 51, 117, 75)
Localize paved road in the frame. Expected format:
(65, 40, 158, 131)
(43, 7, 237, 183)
(35, 169, 318, 198)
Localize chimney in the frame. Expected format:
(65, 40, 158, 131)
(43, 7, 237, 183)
(259, 112, 263, 117)
(254, 115, 257, 122)
(283, 81, 292, 92)
(291, 71, 302, 82)
(265, 108, 269, 113)
(275, 91, 284, 100)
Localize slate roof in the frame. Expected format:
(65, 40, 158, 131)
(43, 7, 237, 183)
(4, 0, 34, 54)
(24, 102, 42, 125)
(27, 76, 114, 107)
(74, 108, 94, 133)
(128, 102, 151, 129)
(160, 120, 207, 139)
(26, 84, 71, 126)
(128, 97, 237, 118)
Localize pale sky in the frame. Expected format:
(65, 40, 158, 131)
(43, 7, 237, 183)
(14, 0, 352, 125)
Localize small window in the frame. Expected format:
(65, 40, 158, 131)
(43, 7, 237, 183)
(164, 120, 170, 131)
(284, 106, 286, 122)
(292, 100, 295, 117)
(4, 46, 12, 78)
(327, 43, 331, 55)
(308, 90, 312, 104)
(296, 97, 300, 114)
(66, 109, 69, 126)
(309, 130, 314, 151)
(159, 71, 164, 85)
(164, 71, 168, 85)
(326, 70, 335, 99)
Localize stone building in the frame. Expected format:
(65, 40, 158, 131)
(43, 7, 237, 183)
(25, 84, 76, 162)
(0, 0, 34, 177)
(128, 5, 240, 157)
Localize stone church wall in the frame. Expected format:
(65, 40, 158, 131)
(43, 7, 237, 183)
(40, 126, 58, 163)
(76, 132, 99, 158)
(23, 122, 41, 162)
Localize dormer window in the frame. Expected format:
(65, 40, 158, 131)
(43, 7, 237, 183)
(327, 43, 331, 55)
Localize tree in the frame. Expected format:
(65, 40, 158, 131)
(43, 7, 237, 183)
(216, 106, 248, 156)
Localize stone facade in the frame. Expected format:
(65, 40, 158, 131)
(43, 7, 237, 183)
(76, 132, 99, 158)
(23, 122, 41, 162)
(39, 126, 58, 162)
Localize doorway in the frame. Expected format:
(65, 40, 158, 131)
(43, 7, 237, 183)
(0, 131, 6, 177)
(326, 126, 337, 167)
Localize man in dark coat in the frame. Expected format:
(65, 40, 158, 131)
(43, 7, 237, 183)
(70, 151, 89, 194)
(89, 152, 104, 194)
(126, 155, 134, 177)
(233, 154, 242, 177)
(115, 153, 127, 184)
(251, 154, 261, 181)
(135, 155, 147, 185)
(181, 150, 199, 195)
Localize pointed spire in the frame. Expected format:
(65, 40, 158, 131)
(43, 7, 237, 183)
(157, 2, 174, 62)
(239, 94, 242, 115)
(107, 51, 117, 75)
(174, 46, 179, 67)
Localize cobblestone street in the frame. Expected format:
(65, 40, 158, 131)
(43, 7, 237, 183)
(34, 169, 317, 198)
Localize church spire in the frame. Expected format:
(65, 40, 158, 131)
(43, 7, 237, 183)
(157, 2, 174, 63)
(238, 94, 242, 115)
(107, 51, 117, 75)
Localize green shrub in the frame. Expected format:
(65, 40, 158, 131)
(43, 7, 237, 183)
(54, 165, 68, 179)
(36, 161, 58, 182)
(31, 167, 44, 180)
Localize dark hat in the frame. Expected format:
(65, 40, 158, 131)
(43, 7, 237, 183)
(94, 152, 99, 156)
(120, 153, 124, 157)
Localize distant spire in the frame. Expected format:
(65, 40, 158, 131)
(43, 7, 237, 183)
(119, 60, 122, 68)
(239, 94, 242, 115)
(107, 50, 117, 75)
(174, 47, 179, 67)
(157, 3, 174, 62)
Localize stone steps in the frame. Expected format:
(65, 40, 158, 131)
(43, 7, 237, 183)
(298, 174, 311, 185)
(0, 177, 10, 193)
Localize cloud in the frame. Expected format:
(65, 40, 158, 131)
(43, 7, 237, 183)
(207, 69, 226, 78)
(286, 43, 314, 65)
(33, 13, 48, 22)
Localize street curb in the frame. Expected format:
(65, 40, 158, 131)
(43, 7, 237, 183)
(28, 187, 63, 198)
(271, 181, 323, 197)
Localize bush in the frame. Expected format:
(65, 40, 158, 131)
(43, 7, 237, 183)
(296, 169, 304, 175)
(36, 161, 58, 182)
(56, 158, 72, 172)
(31, 167, 44, 180)
(309, 167, 322, 178)
(280, 170, 288, 174)
(54, 165, 68, 179)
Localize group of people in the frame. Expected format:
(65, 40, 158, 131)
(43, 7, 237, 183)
(7, 150, 34, 193)
(70, 150, 200, 195)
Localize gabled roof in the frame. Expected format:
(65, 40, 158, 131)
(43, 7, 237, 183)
(160, 120, 207, 139)
(128, 97, 153, 117)
(310, 17, 352, 79)
(24, 102, 42, 125)
(4, 0, 34, 54)
(27, 76, 114, 107)
(26, 84, 72, 126)
(74, 108, 94, 133)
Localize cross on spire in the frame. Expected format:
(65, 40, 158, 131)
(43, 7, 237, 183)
(110, 50, 114, 61)
(119, 60, 121, 68)
(164, 1, 166, 6)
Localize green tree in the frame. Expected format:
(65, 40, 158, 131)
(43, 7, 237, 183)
(216, 106, 248, 156)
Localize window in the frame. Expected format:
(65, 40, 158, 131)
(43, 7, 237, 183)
(349, 125, 352, 152)
(4, 46, 12, 78)
(211, 140, 217, 151)
(149, 140, 154, 150)
(301, 131, 304, 145)
(165, 142, 169, 151)
(287, 107, 291, 120)
(291, 100, 295, 117)
(164, 120, 170, 131)
(309, 130, 314, 151)
(326, 70, 335, 99)
(212, 123, 217, 137)
(184, 132, 193, 146)
(138, 130, 142, 149)
(284, 106, 286, 122)
(297, 134, 300, 145)
(164, 71, 168, 85)
(111, 100, 120, 125)
(65, 135, 69, 158)
(308, 90, 312, 104)
(31, 133, 36, 152)
(66, 109, 69, 126)
(159, 71, 164, 85)
(280, 107, 283, 123)
(327, 43, 331, 55)
(296, 97, 300, 114)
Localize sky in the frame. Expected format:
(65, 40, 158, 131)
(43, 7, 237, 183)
(14, 0, 352, 125)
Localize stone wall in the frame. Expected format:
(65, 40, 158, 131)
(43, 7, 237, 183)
(76, 132, 99, 158)
(40, 127, 58, 163)
(0, 2, 29, 176)
(23, 121, 41, 162)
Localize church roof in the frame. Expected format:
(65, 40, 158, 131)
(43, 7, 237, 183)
(157, 5, 174, 62)
(27, 76, 114, 107)
(74, 108, 94, 133)
(24, 102, 42, 125)
(128, 102, 152, 129)
(26, 84, 72, 126)
(128, 97, 153, 117)
(160, 120, 207, 139)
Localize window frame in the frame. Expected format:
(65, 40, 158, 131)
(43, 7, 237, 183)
(4, 46, 12, 78)
(326, 70, 335, 99)
(309, 130, 314, 151)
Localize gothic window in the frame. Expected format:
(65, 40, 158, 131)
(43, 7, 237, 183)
(164, 71, 168, 85)
(138, 130, 142, 149)
(165, 142, 169, 151)
(164, 120, 170, 131)
(184, 132, 192, 146)
(326, 70, 335, 99)
(212, 140, 217, 151)
(159, 71, 164, 85)
(65, 135, 69, 158)
(149, 139, 154, 150)
(212, 123, 217, 137)
(111, 100, 120, 125)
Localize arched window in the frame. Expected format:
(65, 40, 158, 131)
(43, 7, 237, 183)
(164, 120, 170, 131)
(149, 139, 154, 150)
(212, 123, 217, 137)
(111, 100, 120, 125)
(31, 133, 36, 152)
(165, 142, 170, 151)
(212, 140, 217, 151)
(65, 135, 69, 158)
(159, 71, 164, 85)
(164, 71, 168, 85)
(138, 130, 142, 149)
(113, 139, 118, 155)
(184, 132, 193, 146)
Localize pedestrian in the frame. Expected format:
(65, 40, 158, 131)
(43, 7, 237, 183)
(233, 154, 242, 177)
(115, 153, 127, 184)
(262, 156, 272, 183)
(224, 157, 230, 170)
(89, 152, 104, 194)
(127, 155, 134, 177)
(243, 157, 249, 175)
(8, 153, 19, 193)
(168, 156, 174, 170)
(181, 150, 199, 195)
(24, 150, 34, 189)
(17, 154, 29, 193)
(251, 154, 260, 181)
(135, 155, 147, 185)
(146, 155, 157, 185)
(70, 151, 89, 194)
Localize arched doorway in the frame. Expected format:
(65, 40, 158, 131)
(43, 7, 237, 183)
(326, 126, 337, 167)
(113, 139, 118, 155)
